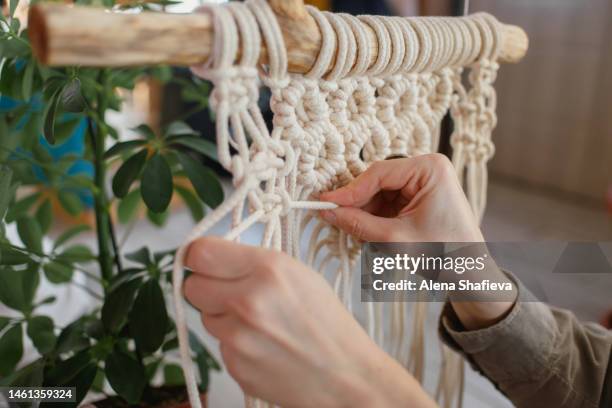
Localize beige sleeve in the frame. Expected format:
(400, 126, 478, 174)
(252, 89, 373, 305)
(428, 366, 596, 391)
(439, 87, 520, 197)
(438, 275, 612, 408)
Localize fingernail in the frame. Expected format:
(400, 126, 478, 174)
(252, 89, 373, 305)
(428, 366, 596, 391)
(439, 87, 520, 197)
(320, 209, 336, 222)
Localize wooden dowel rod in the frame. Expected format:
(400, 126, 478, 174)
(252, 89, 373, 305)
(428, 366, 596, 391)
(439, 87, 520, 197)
(28, 2, 528, 71)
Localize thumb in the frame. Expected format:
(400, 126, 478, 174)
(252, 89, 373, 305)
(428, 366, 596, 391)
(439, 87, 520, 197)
(320, 207, 400, 242)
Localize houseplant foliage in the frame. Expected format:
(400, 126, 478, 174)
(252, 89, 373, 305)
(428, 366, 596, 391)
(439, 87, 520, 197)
(0, 0, 222, 405)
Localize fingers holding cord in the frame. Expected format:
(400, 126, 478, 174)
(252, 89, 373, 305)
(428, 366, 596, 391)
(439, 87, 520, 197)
(320, 154, 447, 207)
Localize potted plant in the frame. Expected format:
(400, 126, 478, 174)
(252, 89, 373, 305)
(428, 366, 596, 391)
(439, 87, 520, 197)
(0, 0, 223, 405)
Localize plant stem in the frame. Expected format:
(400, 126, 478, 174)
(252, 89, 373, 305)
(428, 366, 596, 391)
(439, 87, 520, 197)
(71, 280, 104, 300)
(119, 217, 138, 249)
(107, 217, 123, 273)
(6, 243, 104, 284)
(88, 70, 114, 285)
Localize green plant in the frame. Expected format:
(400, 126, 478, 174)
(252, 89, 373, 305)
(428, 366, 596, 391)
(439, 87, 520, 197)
(0, 0, 222, 405)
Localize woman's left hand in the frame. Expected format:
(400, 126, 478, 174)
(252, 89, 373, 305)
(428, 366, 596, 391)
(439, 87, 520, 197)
(184, 237, 436, 408)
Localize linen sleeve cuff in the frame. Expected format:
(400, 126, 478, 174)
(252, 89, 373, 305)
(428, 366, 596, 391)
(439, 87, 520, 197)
(438, 272, 559, 383)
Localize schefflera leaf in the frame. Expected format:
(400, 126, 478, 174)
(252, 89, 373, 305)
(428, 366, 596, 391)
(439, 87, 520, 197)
(112, 149, 148, 198)
(26, 315, 57, 354)
(105, 349, 146, 404)
(0, 324, 23, 376)
(140, 153, 173, 213)
(177, 152, 223, 209)
(128, 279, 168, 354)
(101, 278, 142, 333)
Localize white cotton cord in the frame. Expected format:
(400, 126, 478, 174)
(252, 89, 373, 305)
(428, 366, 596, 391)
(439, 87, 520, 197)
(409, 18, 433, 73)
(436, 18, 454, 68)
(225, 208, 265, 241)
(291, 200, 338, 210)
(178, 4, 246, 407)
(305, 5, 336, 79)
(323, 11, 355, 81)
(455, 17, 473, 67)
(191, 4, 241, 170)
(247, 0, 288, 83)
(435, 18, 455, 70)
(339, 13, 371, 77)
(420, 18, 441, 72)
(480, 13, 502, 60)
(395, 16, 419, 72)
(464, 16, 483, 66)
(173, 179, 255, 408)
(358, 15, 391, 76)
(332, 12, 357, 80)
(451, 18, 470, 67)
(379, 17, 405, 76)
(473, 13, 493, 62)
(338, 231, 352, 310)
(390, 295, 405, 361)
(228, 1, 261, 66)
(191, 4, 237, 73)
(374, 301, 384, 346)
(407, 299, 427, 382)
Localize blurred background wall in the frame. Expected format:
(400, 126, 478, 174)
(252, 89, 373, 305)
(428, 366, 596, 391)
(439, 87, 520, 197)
(396, 0, 612, 204)
(470, 0, 612, 203)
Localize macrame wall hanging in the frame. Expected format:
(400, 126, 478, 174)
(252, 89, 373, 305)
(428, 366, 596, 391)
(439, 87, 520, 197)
(169, 1, 518, 407)
(28, 1, 527, 407)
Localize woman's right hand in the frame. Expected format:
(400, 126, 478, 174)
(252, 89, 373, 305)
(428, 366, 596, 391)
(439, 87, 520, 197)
(319, 153, 483, 243)
(320, 154, 517, 330)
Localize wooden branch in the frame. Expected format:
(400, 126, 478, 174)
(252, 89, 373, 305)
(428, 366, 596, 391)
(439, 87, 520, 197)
(28, 2, 528, 71)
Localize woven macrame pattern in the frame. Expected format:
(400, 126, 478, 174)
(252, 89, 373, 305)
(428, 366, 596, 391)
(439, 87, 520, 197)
(172, 1, 501, 407)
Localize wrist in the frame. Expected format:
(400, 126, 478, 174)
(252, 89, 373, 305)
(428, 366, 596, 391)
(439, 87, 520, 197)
(450, 261, 518, 330)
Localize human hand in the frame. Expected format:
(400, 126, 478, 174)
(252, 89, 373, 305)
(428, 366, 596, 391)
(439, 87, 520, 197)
(319, 154, 483, 243)
(184, 237, 436, 408)
(321, 154, 516, 330)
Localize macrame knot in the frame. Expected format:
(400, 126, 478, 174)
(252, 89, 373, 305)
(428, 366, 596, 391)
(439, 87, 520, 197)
(260, 192, 282, 212)
(475, 139, 495, 160)
(261, 74, 291, 90)
(250, 151, 285, 181)
(253, 138, 296, 178)
(207, 68, 258, 113)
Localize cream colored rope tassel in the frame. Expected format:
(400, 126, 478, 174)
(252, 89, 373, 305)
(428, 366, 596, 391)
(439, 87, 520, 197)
(171, 2, 505, 407)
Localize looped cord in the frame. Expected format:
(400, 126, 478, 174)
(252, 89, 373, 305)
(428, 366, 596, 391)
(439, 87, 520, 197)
(247, 0, 288, 85)
(409, 18, 433, 73)
(395, 16, 419, 72)
(323, 11, 356, 81)
(358, 15, 391, 76)
(339, 13, 371, 77)
(305, 5, 336, 79)
(379, 17, 405, 76)
(421, 18, 442, 71)
(228, 1, 261, 66)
